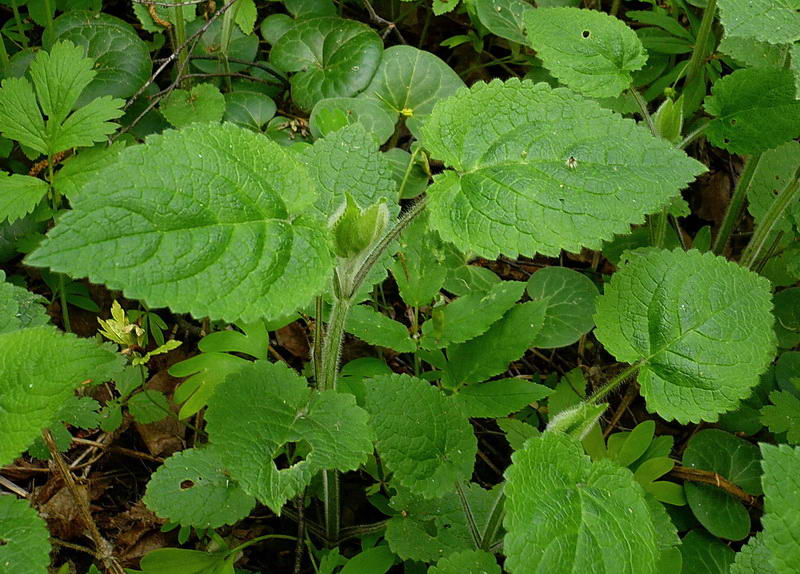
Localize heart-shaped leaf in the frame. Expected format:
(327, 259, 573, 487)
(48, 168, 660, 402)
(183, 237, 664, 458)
(271, 17, 383, 112)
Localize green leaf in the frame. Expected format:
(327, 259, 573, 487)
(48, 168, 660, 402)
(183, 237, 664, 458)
(718, 36, 789, 69)
(454, 378, 552, 418)
(498, 417, 540, 451)
(610, 420, 655, 468)
(161, 84, 226, 128)
(346, 304, 415, 352)
(143, 446, 256, 528)
(205, 361, 373, 513)
(746, 141, 800, 240)
(385, 484, 498, 562)
(339, 546, 395, 574)
(442, 301, 547, 387)
(52, 141, 126, 200)
(234, 0, 257, 35)
(301, 122, 397, 217)
(761, 391, 800, 444)
(504, 432, 658, 574)
(390, 214, 448, 307)
(429, 549, 501, 574)
(223, 91, 276, 131)
(680, 530, 735, 574)
(594, 248, 776, 424)
(682, 429, 761, 541)
(471, 0, 533, 44)
(128, 390, 170, 424)
(0, 496, 51, 574)
(0, 41, 124, 156)
(0, 271, 49, 334)
(717, 0, 800, 45)
(59, 395, 101, 429)
(420, 79, 706, 259)
(773, 288, 800, 349)
(731, 534, 777, 574)
(761, 443, 800, 574)
(526, 266, 599, 349)
(420, 280, 526, 349)
(136, 548, 233, 574)
(309, 97, 397, 144)
(270, 17, 383, 112)
(365, 374, 476, 498)
(524, 7, 648, 98)
(49, 11, 152, 105)
(358, 45, 465, 138)
(27, 123, 334, 324)
(704, 68, 800, 155)
(0, 326, 123, 466)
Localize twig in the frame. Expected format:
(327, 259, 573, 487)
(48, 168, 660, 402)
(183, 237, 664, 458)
(670, 465, 762, 509)
(43, 430, 126, 574)
(602, 382, 639, 438)
(0, 474, 28, 497)
(133, 0, 208, 6)
(361, 0, 406, 44)
(50, 537, 99, 557)
(179, 72, 281, 86)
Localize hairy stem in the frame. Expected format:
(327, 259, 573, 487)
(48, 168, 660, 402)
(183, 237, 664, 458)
(57, 274, 71, 333)
(740, 170, 800, 269)
(318, 296, 352, 392)
(322, 469, 340, 544)
(174, 2, 189, 88)
(712, 153, 762, 255)
(590, 361, 645, 403)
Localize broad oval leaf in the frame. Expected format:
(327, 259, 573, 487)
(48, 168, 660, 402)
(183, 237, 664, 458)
(358, 45, 465, 138)
(365, 374, 477, 498)
(0, 327, 123, 466)
(143, 446, 256, 528)
(504, 432, 658, 573)
(161, 83, 225, 128)
(0, 496, 51, 574)
(270, 17, 383, 112)
(205, 360, 374, 513)
(526, 266, 599, 348)
(682, 429, 761, 541)
(704, 68, 800, 154)
(680, 529, 735, 574)
(717, 0, 800, 45)
(421, 79, 706, 259)
(524, 7, 648, 98)
(223, 91, 277, 131)
(27, 123, 334, 324)
(48, 11, 151, 106)
(594, 248, 776, 424)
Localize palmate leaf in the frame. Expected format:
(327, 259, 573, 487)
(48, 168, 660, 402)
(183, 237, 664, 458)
(364, 374, 477, 498)
(27, 123, 334, 324)
(420, 79, 705, 259)
(205, 361, 373, 513)
(760, 443, 800, 574)
(0, 327, 124, 466)
(270, 17, 383, 112)
(594, 248, 776, 424)
(504, 432, 658, 574)
(0, 495, 51, 574)
(0, 40, 124, 156)
(524, 7, 648, 98)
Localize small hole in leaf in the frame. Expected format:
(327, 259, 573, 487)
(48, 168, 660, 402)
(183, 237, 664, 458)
(0, 538, 7, 547)
(730, 119, 737, 126)
(180, 480, 195, 490)
(582, 30, 590, 38)
(723, 137, 730, 144)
